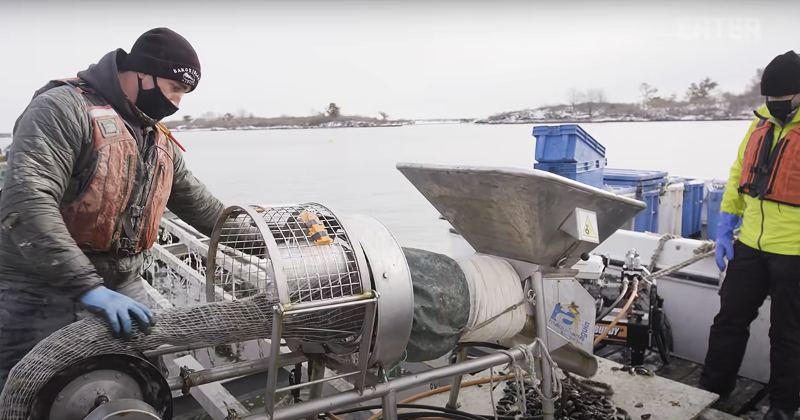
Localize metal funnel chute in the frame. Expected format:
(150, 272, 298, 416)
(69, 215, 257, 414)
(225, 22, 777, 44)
(396, 163, 646, 268)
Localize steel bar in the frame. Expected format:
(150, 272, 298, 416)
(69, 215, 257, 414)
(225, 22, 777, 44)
(355, 298, 378, 393)
(320, 355, 382, 388)
(167, 351, 308, 391)
(266, 305, 286, 419)
(145, 343, 215, 358)
(245, 341, 542, 420)
(277, 371, 358, 393)
(446, 347, 468, 409)
(306, 359, 327, 420)
(172, 355, 251, 419)
(284, 296, 377, 315)
(382, 391, 399, 420)
(283, 292, 375, 312)
(532, 273, 555, 420)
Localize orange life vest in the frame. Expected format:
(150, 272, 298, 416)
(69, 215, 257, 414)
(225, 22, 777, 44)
(738, 117, 800, 207)
(35, 78, 175, 254)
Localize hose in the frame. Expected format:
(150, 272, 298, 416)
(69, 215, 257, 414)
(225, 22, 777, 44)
(357, 374, 525, 420)
(593, 279, 639, 346)
(594, 280, 629, 322)
(396, 412, 475, 420)
(330, 400, 565, 420)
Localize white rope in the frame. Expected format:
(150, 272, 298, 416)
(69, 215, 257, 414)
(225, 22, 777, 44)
(457, 255, 527, 343)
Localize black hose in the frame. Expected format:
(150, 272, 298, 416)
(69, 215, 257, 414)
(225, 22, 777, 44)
(595, 282, 629, 322)
(332, 399, 567, 420)
(394, 412, 475, 420)
(392, 412, 542, 420)
(455, 342, 510, 351)
(332, 404, 485, 420)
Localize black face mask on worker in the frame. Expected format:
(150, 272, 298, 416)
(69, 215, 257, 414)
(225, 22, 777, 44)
(135, 75, 179, 121)
(767, 97, 798, 123)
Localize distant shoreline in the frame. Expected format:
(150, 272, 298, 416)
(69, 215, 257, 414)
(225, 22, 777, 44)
(168, 115, 754, 133)
(0, 114, 757, 137)
(473, 115, 754, 125)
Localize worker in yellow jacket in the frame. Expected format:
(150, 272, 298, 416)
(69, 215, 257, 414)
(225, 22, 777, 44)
(699, 50, 800, 420)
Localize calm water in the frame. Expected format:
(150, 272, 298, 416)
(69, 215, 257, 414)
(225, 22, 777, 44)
(168, 120, 750, 255)
(0, 120, 751, 255)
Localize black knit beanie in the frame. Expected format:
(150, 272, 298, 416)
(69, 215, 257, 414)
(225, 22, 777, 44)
(120, 28, 201, 92)
(761, 50, 800, 97)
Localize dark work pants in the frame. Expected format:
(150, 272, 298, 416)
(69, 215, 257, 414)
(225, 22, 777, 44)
(699, 241, 800, 412)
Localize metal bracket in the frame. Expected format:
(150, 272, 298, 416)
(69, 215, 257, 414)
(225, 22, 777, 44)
(179, 365, 196, 395)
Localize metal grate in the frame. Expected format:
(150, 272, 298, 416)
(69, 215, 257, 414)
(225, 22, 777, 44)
(261, 203, 362, 304)
(213, 210, 273, 301)
(205, 203, 370, 351)
(211, 203, 366, 304)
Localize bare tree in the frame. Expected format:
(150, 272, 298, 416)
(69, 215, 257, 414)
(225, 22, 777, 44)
(236, 108, 249, 119)
(639, 83, 659, 114)
(567, 88, 584, 113)
(584, 89, 606, 117)
(379, 111, 389, 120)
(201, 112, 217, 120)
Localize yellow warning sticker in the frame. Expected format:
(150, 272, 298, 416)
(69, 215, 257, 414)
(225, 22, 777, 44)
(583, 216, 597, 238)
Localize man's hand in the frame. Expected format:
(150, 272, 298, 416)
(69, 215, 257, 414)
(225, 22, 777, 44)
(79, 286, 156, 339)
(715, 211, 741, 271)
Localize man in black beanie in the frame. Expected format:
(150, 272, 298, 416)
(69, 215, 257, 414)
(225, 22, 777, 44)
(700, 50, 800, 420)
(0, 28, 226, 392)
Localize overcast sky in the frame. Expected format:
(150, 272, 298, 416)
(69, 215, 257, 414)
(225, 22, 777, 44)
(1, 0, 798, 131)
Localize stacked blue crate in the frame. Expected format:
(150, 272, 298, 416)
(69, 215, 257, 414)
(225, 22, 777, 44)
(532, 125, 607, 189)
(681, 179, 705, 238)
(706, 179, 744, 239)
(603, 169, 669, 233)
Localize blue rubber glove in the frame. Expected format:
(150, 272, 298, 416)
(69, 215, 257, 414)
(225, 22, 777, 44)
(80, 286, 155, 339)
(715, 211, 741, 272)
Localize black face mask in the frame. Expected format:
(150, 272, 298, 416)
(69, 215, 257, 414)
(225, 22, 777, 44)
(767, 98, 797, 123)
(135, 75, 179, 121)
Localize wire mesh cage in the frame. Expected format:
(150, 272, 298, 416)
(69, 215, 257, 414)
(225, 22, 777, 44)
(205, 203, 374, 349)
(207, 203, 370, 304)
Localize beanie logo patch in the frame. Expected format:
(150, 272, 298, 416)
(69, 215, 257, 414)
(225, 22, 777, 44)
(173, 67, 199, 87)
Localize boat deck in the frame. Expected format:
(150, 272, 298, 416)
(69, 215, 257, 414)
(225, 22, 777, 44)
(594, 345, 774, 420)
(410, 357, 721, 420)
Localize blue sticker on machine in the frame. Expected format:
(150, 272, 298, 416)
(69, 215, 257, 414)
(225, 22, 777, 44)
(549, 303, 592, 345)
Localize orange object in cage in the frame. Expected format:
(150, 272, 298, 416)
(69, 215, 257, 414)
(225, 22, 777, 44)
(300, 211, 333, 245)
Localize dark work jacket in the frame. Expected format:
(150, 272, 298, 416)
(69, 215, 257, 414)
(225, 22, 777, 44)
(0, 49, 224, 301)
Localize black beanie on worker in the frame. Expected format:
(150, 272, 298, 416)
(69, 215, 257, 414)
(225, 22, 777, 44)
(761, 50, 800, 97)
(119, 28, 201, 92)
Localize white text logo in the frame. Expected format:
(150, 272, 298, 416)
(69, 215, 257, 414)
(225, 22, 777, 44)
(677, 17, 761, 42)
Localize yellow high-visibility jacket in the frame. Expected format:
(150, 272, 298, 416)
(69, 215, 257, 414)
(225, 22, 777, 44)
(721, 105, 800, 256)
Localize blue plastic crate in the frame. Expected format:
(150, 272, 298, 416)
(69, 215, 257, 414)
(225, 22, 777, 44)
(603, 169, 669, 190)
(534, 158, 606, 189)
(532, 124, 606, 163)
(606, 186, 641, 231)
(603, 168, 669, 233)
(681, 179, 705, 238)
(706, 182, 743, 239)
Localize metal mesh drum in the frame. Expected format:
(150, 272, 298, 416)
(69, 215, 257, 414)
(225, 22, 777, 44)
(204, 203, 413, 417)
(206, 203, 373, 349)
